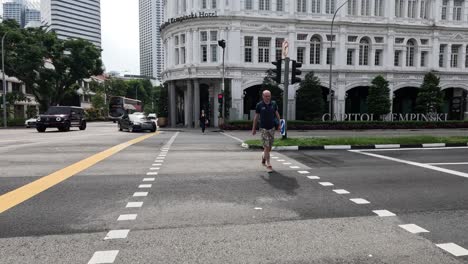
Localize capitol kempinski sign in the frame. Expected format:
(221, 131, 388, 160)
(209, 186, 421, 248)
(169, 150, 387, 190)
(160, 12, 218, 30)
(322, 113, 449, 122)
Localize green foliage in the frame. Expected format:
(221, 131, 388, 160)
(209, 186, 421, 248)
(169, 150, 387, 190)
(296, 72, 324, 120)
(367, 75, 391, 119)
(26, 105, 37, 118)
(415, 72, 444, 113)
(104, 78, 128, 97)
(0, 22, 103, 112)
(262, 69, 283, 113)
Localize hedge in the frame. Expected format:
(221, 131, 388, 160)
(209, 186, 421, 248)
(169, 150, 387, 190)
(0, 118, 27, 127)
(220, 120, 468, 130)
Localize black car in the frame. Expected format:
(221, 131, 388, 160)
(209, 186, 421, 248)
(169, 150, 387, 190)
(119, 114, 156, 132)
(36, 106, 87, 132)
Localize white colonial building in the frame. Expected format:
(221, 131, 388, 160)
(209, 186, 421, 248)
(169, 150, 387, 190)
(161, 0, 468, 127)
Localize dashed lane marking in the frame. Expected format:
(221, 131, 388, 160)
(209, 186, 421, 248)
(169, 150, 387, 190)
(333, 189, 350, 194)
(146, 172, 158, 175)
(88, 250, 119, 264)
(152, 164, 162, 166)
(436, 243, 468, 257)
(104, 230, 130, 240)
(307, 176, 321, 180)
(0, 132, 158, 214)
(298, 171, 310, 174)
(283, 163, 292, 165)
(350, 198, 371, 204)
(290, 166, 300, 169)
(117, 214, 137, 221)
(133, 192, 148, 197)
(373, 210, 396, 217)
(277, 160, 285, 162)
(319, 182, 334, 186)
(138, 184, 152, 188)
(142, 178, 155, 182)
(150, 167, 160, 170)
(399, 224, 430, 234)
(254, 207, 263, 210)
(126, 202, 143, 208)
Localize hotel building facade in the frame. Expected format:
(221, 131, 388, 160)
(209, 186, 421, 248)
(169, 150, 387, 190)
(161, 0, 468, 127)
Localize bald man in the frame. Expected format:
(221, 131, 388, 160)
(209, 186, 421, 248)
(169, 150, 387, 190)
(252, 90, 281, 172)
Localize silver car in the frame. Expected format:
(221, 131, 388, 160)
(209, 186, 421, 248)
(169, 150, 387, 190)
(118, 114, 156, 132)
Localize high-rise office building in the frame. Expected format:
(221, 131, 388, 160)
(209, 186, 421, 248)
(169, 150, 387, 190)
(139, 0, 164, 80)
(41, 0, 102, 48)
(3, 0, 25, 27)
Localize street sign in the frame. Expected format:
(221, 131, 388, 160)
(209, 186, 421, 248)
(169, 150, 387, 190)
(282, 40, 289, 59)
(280, 119, 286, 136)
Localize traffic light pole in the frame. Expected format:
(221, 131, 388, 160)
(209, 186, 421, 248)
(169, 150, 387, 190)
(282, 57, 290, 140)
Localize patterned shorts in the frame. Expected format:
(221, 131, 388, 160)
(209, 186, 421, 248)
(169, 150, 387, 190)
(261, 128, 275, 148)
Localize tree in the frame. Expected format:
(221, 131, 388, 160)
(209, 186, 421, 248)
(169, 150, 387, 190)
(415, 72, 444, 113)
(0, 91, 30, 116)
(262, 69, 283, 113)
(0, 21, 103, 111)
(104, 78, 128, 98)
(296, 72, 324, 120)
(367, 75, 391, 119)
(157, 84, 168, 117)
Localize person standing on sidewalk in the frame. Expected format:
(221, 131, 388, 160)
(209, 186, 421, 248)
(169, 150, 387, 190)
(200, 110, 208, 134)
(252, 90, 281, 172)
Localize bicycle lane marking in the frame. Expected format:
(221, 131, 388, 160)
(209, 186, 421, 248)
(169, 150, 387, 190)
(0, 132, 159, 214)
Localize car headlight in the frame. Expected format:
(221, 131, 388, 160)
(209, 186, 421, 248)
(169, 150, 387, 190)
(133, 122, 141, 125)
(36, 118, 41, 122)
(56, 117, 62, 122)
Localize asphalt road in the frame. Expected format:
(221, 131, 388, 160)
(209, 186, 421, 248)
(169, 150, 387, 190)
(0, 123, 467, 263)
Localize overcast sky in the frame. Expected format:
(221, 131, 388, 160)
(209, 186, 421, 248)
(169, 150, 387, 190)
(101, 0, 140, 75)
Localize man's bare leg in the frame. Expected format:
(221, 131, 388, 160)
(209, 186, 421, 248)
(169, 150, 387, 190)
(264, 146, 272, 166)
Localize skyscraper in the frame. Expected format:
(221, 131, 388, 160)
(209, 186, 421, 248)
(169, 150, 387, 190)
(3, 0, 25, 27)
(41, 0, 102, 48)
(139, 0, 164, 80)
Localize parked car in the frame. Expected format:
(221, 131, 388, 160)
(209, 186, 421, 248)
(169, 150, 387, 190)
(118, 114, 156, 132)
(36, 106, 87, 132)
(25, 116, 39, 128)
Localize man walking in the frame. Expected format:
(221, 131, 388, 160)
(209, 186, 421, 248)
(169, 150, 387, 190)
(252, 90, 281, 172)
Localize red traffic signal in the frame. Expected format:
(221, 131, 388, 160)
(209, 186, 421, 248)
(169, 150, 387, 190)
(218, 93, 223, 104)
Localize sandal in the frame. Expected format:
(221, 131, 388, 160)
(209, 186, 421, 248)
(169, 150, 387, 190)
(266, 165, 273, 173)
(262, 155, 266, 166)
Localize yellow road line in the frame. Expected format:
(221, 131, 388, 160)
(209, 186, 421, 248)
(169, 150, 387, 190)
(0, 132, 158, 214)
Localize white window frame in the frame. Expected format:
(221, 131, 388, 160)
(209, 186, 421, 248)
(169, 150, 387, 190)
(359, 38, 370, 66)
(326, 0, 335, 14)
(297, 0, 307, 12)
(244, 36, 253, 63)
(310, 36, 321, 64)
(258, 37, 271, 63)
(406, 40, 416, 67)
(312, 0, 321, 13)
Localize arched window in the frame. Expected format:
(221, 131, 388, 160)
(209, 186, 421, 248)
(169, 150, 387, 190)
(406, 40, 415, 67)
(359, 38, 370, 65)
(310, 36, 321, 64)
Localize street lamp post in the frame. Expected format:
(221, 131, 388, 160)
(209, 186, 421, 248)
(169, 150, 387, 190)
(218, 39, 226, 123)
(2, 32, 8, 128)
(329, 0, 348, 121)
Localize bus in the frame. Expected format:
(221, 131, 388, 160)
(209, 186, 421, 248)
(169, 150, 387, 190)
(109, 96, 143, 120)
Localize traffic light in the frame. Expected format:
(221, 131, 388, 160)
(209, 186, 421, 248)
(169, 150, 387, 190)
(271, 60, 282, 84)
(291, 60, 302, 84)
(218, 93, 223, 104)
(218, 40, 226, 49)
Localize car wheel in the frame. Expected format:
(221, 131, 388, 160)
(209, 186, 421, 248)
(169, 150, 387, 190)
(36, 127, 46, 132)
(79, 121, 87, 130)
(151, 125, 156, 132)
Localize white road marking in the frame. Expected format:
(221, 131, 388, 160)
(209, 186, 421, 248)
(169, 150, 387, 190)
(154, 160, 164, 163)
(155, 157, 165, 160)
(254, 207, 263, 210)
(104, 230, 130, 240)
(152, 163, 162, 166)
(277, 159, 285, 162)
(436, 243, 468, 257)
(325, 145, 351, 150)
(133, 192, 148, 197)
(117, 214, 137, 221)
(333, 189, 350, 194)
(139, 184, 152, 188)
(399, 224, 429, 234)
(88, 250, 119, 264)
(126, 202, 143, 208)
(290, 166, 300, 169)
(272, 157, 279, 159)
(220, 132, 244, 143)
(373, 210, 396, 217)
(143, 178, 155, 182)
(426, 162, 468, 166)
(150, 167, 160, 170)
(319, 182, 334, 186)
(283, 163, 292, 165)
(351, 150, 468, 179)
(307, 176, 321, 180)
(158, 155, 166, 157)
(146, 172, 158, 175)
(423, 143, 446, 148)
(273, 146, 299, 151)
(298, 171, 310, 174)
(350, 198, 370, 204)
(352, 146, 468, 152)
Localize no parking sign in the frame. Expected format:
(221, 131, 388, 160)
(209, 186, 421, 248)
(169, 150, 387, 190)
(280, 119, 286, 136)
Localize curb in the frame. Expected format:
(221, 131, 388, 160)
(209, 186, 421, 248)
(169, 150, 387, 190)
(243, 142, 468, 150)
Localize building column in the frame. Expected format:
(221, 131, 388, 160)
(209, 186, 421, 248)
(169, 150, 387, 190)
(447, 43, 452, 69)
(387, 0, 396, 18)
(253, 36, 258, 64)
(213, 85, 220, 127)
(386, 31, 395, 68)
(448, 0, 454, 20)
(403, 0, 408, 17)
(461, 45, 466, 69)
(169, 82, 177, 127)
(388, 79, 394, 115)
(336, 79, 346, 120)
(431, 33, 440, 69)
(185, 80, 193, 127)
(194, 79, 200, 128)
(415, 0, 421, 18)
(231, 79, 243, 120)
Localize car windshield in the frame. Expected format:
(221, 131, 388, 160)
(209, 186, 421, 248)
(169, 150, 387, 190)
(45, 107, 70, 115)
